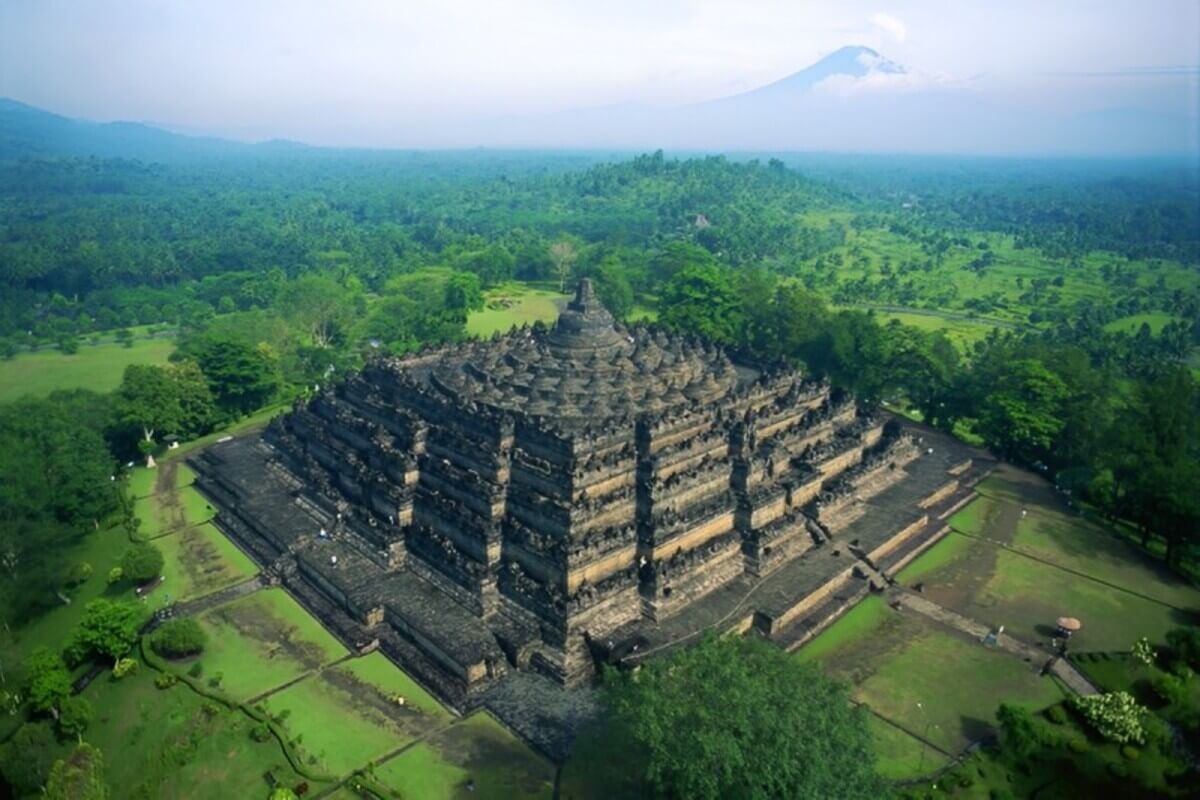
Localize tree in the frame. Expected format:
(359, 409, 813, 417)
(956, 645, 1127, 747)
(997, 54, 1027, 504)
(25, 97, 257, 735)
(45, 743, 109, 800)
(151, 617, 207, 658)
(977, 358, 1068, 462)
(575, 634, 884, 799)
(444, 271, 484, 312)
(659, 263, 743, 345)
(57, 695, 93, 738)
(0, 721, 58, 796)
(277, 274, 356, 348)
(549, 239, 579, 293)
(66, 599, 143, 667)
(24, 646, 72, 720)
(592, 259, 635, 320)
(114, 364, 181, 467)
(996, 703, 1049, 760)
(190, 334, 280, 414)
(120, 543, 164, 585)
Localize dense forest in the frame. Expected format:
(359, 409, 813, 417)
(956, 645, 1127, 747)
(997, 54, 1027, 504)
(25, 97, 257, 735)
(1, 149, 1198, 619)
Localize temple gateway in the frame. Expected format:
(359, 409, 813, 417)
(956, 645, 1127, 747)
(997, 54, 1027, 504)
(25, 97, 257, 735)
(192, 279, 990, 742)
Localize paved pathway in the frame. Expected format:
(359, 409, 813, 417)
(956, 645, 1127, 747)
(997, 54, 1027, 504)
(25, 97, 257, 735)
(891, 588, 1098, 696)
(172, 574, 265, 618)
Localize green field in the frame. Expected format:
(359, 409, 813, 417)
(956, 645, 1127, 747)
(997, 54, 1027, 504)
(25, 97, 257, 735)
(904, 468, 1200, 652)
(1102, 312, 1183, 334)
(261, 651, 451, 775)
(75, 660, 323, 799)
(156, 522, 257, 602)
(869, 716, 948, 780)
(795, 210, 1196, 333)
(375, 711, 555, 800)
(1, 522, 132, 664)
(0, 336, 175, 403)
(128, 461, 197, 499)
(466, 285, 567, 337)
(191, 588, 348, 701)
(799, 597, 1063, 756)
(133, 483, 215, 539)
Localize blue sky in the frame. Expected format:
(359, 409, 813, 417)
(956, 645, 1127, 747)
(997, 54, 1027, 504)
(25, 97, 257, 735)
(2, 0, 1197, 148)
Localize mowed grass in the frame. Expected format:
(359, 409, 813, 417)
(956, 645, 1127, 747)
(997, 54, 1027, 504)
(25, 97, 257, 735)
(802, 604, 1063, 755)
(0, 336, 175, 403)
(869, 716, 948, 780)
(895, 466, 1200, 653)
(375, 711, 555, 800)
(261, 651, 451, 775)
(128, 462, 196, 499)
(156, 522, 257, 602)
(74, 660, 324, 800)
(795, 595, 893, 663)
(466, 286, 567, 337)
(133, 483, 215, 538)
(192, 588, 347, 701)
(2, 521, 132, 663)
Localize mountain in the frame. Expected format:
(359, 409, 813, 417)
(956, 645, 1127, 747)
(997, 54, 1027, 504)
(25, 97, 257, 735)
(2, 45, 1195, 158)
(0, 98, 308, 162)
(474, 46, 1197, 155)
(719, 45, 904, 99)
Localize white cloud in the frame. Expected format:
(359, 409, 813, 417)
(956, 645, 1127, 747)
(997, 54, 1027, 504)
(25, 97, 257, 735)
(870, 12, 907, 43)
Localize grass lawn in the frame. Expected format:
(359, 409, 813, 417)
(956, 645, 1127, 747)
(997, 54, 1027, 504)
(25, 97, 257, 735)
(850, 619, 1066, 753)
(903, 466, 1200, 651)
(192, 588, 347, 701)
(796, 595, 893, 663)
(880, 310, 998, 352)
(1, 521, 133, 664)
(156, 522, 258, 603)
(799, 597, 1064, 755)
(75, 656, 324, 800)
(375, 711, 555, 800)
(1102, 312, 1182, 335)
(133, 483, 215, 538)
(128, 461, 197, 499)
(466, 286, 567, 337)
(0, 337, 175, 403)
(261, 651, 451, 776)
(870, 716, 948, 780)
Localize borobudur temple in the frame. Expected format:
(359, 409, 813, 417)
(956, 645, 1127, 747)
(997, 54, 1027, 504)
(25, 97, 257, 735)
(191, 279, 993, 724)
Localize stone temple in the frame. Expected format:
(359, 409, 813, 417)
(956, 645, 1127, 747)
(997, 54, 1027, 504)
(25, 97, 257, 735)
(192, 279, 991, 750)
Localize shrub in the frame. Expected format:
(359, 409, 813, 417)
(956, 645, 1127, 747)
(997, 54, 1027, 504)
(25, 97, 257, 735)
(251, 723, 272, 742)
(121, 543, 164, 585)
(106, 566, 124, 585)
(155, 673, 178, 689)
(201, 701, 221, 717)
(1071, 692, 1146, 745)
(1151, 673, 1189, 707)
(1121, 745, 1140, 760)
(187, 662, 203, 678)
(112, 657, 139, 679)
(208, 671, 223, 688)
(151, 618, 208, 658)
(1166, 627, 1200, 667)
(64, 562, 93, 588)
(1108, 761, 1129, 779)
(57, 696, 93, 738)
(1131, 638, 1156, 667)
(1045, 705, 1068, 725)
(1068, 738, 1089, 754)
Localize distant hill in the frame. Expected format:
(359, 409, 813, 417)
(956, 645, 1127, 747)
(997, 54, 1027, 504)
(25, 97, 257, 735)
(3, 44, 1196, 157)
(0, 98, 308, 162)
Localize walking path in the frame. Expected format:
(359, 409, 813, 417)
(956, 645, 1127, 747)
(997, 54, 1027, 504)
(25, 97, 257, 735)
(891, 587, 1098, 696)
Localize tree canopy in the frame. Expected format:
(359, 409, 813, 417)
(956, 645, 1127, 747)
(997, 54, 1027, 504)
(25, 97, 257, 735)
(574, 634, 884, 800)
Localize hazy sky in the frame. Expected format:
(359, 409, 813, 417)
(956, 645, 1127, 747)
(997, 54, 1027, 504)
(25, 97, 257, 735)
(2, 0, 1197, 146)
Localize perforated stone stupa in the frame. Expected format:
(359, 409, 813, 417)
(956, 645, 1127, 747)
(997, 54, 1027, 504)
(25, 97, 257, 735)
(192, 279, 991, 730)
